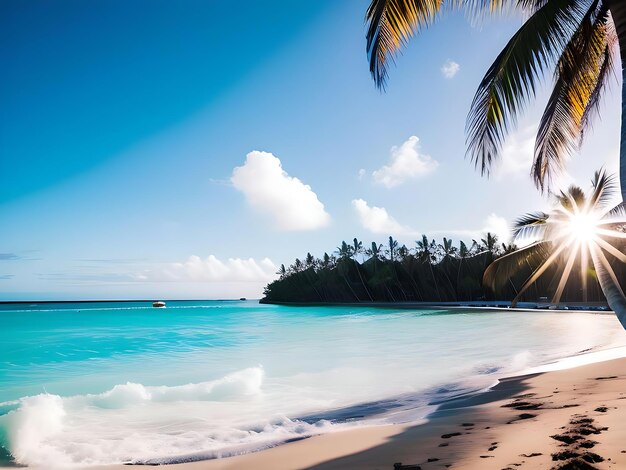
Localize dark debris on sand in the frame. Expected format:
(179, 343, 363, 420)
(441, 432, 462, 439)
(393, 463, 421, 470)
(548, 414, 607, 470)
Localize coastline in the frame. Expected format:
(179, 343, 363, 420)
(87, 351, 626, 470)
(259, 299, 612, 312)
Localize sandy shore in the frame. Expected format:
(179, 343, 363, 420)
(87, 354, 626, 470)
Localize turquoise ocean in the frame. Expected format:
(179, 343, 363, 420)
(1, 300, 625, 467)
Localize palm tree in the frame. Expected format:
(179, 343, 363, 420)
(305, 252, 316, 269)
(277, 264, 287, 279)
(416, 234, 442, 300)
(365, 0, 625, 202)
(397, 244, 410, 260)
(335, 241, 353, 260)
(366, 241, 385, 261)
(480, 232, 501, 259)
(439, 237, 458, 259)
(320, 252, 334, 270)
(352, 238, 364, 262)
(484, 170, 626, 326)
(501, 243, 518, 254)
(386, 236, 399, 261)
(415, 235, 437, 264)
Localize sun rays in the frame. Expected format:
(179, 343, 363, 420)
(484, 170, 626, 315)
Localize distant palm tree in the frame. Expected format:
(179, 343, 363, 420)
(277, 264, 287, 279)
(386, 236, 399, 261)
(415, 235, 437, 264)
(484, 170, 626, 326)
(305, 252, 316, 269)
(352, 238, 364, 262)
(480, 232, 501, 259)
(397, 244, 410, 260)
(365, 0, 625, 202)
(319, 252, 334, 270)
(439, 237, 458, 259)
(335, 241, 353, 260)
(501, 243, 518, 255)
(416, 234, 441, 299)
(366, 241, 385, 261)
(292, 258, 303, 273)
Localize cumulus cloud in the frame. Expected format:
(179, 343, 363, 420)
(137, 255, 277, 283)
(231, 151, 331, 231)
(352, 199, 416, 236)
(433, 213, 511, 244)
(441, 59, 460, 78)
(372, 136, 438, 188)
(497, 125, 536, 178)
(482, 213, 511, 244)
(352, 199, 511, 244)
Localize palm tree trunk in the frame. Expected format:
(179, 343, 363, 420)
(607, 0, 626, 202)
(590, 247, 626, 329)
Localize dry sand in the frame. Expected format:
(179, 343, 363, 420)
(86, 355, 626, 470)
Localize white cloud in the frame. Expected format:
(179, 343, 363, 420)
(497, 125, 536, 178)
(137, 255, 277, 283)
(352, 199, 416, 236)
(357, 168, 366, 180)
(231, 151, 331, 231)
(482, 213, 511, 244)
(351, 200, 511, 245)
(433, 213, 511, 244)
(372, 136, 439, 188)
(441, 59, 460, 79)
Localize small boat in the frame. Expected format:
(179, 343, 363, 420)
(239, 297, 246, 301)
(152, 301, 166, 308)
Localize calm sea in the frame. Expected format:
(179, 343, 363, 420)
(1, 300, 625, 466)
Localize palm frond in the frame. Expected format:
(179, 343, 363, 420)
(483, 241, 550, 291)
(601, 202, 626, 221)
(366, 0, 443, 89)
(589, 169, 617, 210)
(532, 2, 614, 190)
(579, 16, 618, 136)
(512, 211, 549, 239)
(465, 0, 585, 176)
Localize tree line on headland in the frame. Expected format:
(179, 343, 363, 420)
(261, 233, 617, 304)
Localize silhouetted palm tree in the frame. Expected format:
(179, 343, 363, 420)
(277, 264, 287, 279)
(485, 170, 626, 325)
(386, 236, 399, 261)
(335, 241, 353, 260)
(480, 232, 501, 259)
(365, 0, 625, 202)
(416, 235, 441, 300)
(439, 237, 458, 259)
(416, 235, 437, 264)
(305, 252, 316, 269)
(366, 241, 385, 261)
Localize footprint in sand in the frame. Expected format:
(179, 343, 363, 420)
(441, 432, 462, 439)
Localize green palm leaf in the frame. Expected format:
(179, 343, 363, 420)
(366, 0, 444, 89)
(465, 0, 585, 175)
(533, 3, 615, 190)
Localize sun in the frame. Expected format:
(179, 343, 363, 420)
(567, 212, 599, 243)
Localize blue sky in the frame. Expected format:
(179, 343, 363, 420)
(0, 0, 621, 300)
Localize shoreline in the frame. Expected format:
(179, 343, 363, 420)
(85, 348, 626, 470)
(260, 299, 612, 312)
